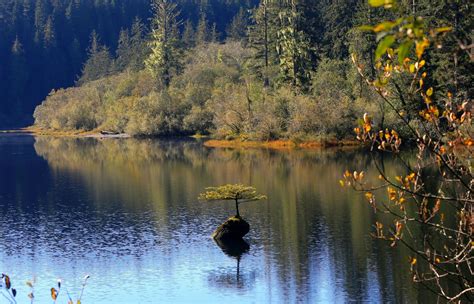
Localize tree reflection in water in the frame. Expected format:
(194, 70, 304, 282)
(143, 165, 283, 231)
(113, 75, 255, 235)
(208, 238, 256, 291)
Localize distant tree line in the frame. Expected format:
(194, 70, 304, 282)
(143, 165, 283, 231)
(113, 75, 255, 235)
(5, 0, 470, 137)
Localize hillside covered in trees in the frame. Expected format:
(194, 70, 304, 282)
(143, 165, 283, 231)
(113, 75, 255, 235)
(0, 0, 257, 127)
(3, 0, 471, 141)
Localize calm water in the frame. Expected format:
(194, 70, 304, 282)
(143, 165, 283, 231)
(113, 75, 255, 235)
(0, 135, 435, 303)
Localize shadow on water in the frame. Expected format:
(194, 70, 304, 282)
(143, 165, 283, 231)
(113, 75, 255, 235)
(208, 238, 256, 291)
(214, 237, 250, 258)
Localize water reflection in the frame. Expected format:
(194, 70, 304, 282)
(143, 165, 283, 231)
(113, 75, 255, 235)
(0, 136, 435, 303)
(208, 238, 255, 291)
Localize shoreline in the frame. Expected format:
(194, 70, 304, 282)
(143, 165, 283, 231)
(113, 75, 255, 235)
(1, 127, 132, 138)
(1, 127, 362, 150)
(203, 139, 361, 150)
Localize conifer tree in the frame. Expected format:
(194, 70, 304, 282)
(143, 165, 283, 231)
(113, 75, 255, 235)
(195, 13, 210, 45)
(276, 0, 312, 88)
(144, 0, 182, 88)
(182, 19, 195, 47)
(78, 30, 113, 85)
(227, 7, 249, 41)
(248, 0, 279, 87)
(8, 36, 28, 117)
(115, 28, 132, 72)
(129, 17, 147, 72)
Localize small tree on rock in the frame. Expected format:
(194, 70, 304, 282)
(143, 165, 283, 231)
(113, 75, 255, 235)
(199, 184, 267, 217)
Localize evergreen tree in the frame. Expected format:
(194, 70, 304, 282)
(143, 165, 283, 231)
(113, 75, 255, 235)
(210, 22, 219, 43)
(248, 0, 279, 87)
(319, 0, 359, 60)
(276, 0, 312, 88)
(68, 37, 83, 77)
(129, 17, 147, 72)
(144, 0, 182, 88)
(195, 13, 210, 45)
(227, 7, 249, 41)
(115, 28, 132, 72)
(7, 36, 29, 118)
(182, 19, 195, 47)
(78, 30, 113, 85)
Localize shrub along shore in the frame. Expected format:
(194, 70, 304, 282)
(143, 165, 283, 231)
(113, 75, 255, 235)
(33, 42, 397, 145)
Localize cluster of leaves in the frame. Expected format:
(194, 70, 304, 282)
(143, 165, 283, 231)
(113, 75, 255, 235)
(342, 0, 473, 301)
(199, 184, 267, 217)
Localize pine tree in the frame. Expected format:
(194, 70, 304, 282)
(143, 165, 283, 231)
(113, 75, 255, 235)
(129, 17, 147, 71)
(248, 0, 279, 87)
(43, 15, 56, 49)
(34, 0, 48, 45)
(182, 19, 195, 47)
(144, 0, 182, 88)
(8, 36, 29, 117)
(227, 7, 249, 41)
(68, 38, 83, 77)
(276, 0, 312, 88)
(319, 0, 359, 60)
(195, 13, 209, 45)
(115, 28, 132, 72)
(210, 22, 219, 43)
(78, 30, 113, 85)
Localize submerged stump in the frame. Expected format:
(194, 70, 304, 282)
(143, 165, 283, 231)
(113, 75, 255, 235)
(212, 216, 250, 241)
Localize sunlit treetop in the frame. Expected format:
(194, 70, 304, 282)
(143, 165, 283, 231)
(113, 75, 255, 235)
(199, 184, 267, 217)
(199, 184, 267, 202)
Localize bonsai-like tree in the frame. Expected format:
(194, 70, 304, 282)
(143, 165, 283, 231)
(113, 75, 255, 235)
(199, 184, 267, 217)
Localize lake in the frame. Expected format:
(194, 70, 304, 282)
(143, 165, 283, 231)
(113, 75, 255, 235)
(0, 135, 435, 303)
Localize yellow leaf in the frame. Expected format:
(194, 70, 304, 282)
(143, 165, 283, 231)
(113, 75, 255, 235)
(51, 288, 57, 300)
(426, 87, 433, 96)
(435, 27, 452, 33)
(416, 38, 430, 59)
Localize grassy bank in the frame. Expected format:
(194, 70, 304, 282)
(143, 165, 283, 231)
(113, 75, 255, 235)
(204, 138, 361, 150)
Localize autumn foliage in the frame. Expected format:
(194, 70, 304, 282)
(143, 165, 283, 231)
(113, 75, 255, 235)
(342, 0, 473, 302)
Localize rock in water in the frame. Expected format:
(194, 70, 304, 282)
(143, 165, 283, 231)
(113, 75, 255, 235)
(212, 216, 250, 241)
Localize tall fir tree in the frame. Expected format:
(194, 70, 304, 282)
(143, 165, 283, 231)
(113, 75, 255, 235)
(227, 7, 249, 41)
(248, 0, 279, 87)
(144, 0, 182, 88)
(182, 19, 195, 47)
(195, 13, 210, 45)
(275, 0, 313, 88)
(78, 30, 113, 85)
(8, 36, 29, 118)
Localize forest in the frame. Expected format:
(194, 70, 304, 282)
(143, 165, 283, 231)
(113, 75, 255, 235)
(0, 0, 256, 127)
(1, 0, 472, 141)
